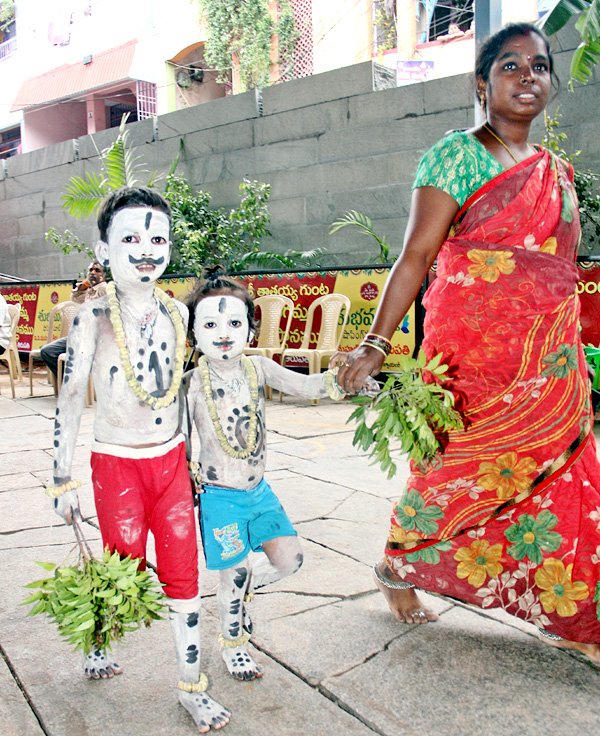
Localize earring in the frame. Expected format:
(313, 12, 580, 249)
(479, 92, 486, 113)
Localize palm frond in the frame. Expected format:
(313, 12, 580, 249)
(61, 172, 109, 219)
(538, 0, 591, 36)
(571, 37, 600, 81)
(540, 0, 600, 84)
(329, 210, 391, 262)
(100, 115, 144, 189)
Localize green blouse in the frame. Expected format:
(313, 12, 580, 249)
(413, 130, 503, 208)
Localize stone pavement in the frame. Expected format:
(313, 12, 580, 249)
(1, 368, 599, 736)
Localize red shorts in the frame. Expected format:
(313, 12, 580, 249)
(91, 437, 198, 600)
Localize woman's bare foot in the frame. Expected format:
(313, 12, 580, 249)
(373, 564, 438, 624)
(538, 633, 600, 663)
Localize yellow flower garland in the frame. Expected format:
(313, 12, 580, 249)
(198, 355, 259, 459)
(106, 282, 186, 410)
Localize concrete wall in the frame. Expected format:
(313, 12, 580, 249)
(0, 22, 598, 280)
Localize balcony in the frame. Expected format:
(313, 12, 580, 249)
(0, 36, 16, 62)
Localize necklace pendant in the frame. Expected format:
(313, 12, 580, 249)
(142, 322, 153, 341)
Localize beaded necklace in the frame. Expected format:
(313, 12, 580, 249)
(198, 355, 259, 459)
(106, 281, 186, 410)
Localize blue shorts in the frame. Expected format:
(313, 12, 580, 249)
(199, 478, 297, 570)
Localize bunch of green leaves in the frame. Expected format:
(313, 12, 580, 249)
(543, 109, 600, 255)
(349, 352, 463, 479)
(23, 524, 165, 654)
(329, 210, 396, 263)
(165, 175, 272, 273)
(45, 227, 95, 261)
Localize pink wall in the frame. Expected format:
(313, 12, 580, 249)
(21, 101, 88, 152)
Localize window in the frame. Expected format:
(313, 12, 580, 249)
(373, 0, 397, 54)
(0, 126, 21, 159)
(426, 1, 474, 43)
(0, 0, 16, 61)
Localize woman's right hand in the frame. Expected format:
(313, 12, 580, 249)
(330, 345, 385, 395)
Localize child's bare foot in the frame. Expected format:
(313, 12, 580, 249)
(82, 649, 123, 679)
(178, 690, 230, 732)
(538, 632, 600, 663)
(221, 644, 263, 681)
(373, 563, 438, 624)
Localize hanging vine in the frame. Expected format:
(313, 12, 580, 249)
(196, 0, 298, 91)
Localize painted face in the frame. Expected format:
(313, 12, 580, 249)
(96, 207, 171, 287)
(482, 34, 551, 121)
(194, 295, 249, 362)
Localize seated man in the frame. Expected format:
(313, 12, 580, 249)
(40, 261, 107, 378)
(0, 292, 12, 358)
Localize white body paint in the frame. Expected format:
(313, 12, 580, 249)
(53, 207, 182, 486)
(50, 204, 230, 731)
(185, 295, 368, 681)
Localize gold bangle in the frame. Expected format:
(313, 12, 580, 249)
(177, 674, 208, 693)
(218, 632, 251, 648)
(45, 479, 82, 498)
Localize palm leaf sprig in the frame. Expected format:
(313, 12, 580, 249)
(330, 210, 393, 263)
(61, 114, 160, 219)
(539, 0, 600, 84)
(349, 352, 463, 479)
(23, 517, 165, 654)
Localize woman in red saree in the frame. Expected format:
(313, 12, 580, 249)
(334, 24, 600, 662)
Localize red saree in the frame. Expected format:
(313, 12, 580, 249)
(385, 150, 600, 642)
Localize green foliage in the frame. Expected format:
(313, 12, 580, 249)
(45, 227, 95, 261)
(584, 345, 600, 389)
(348, 352, 463, 479)
(196, 0, 298, 91)
(61, 115, 160, 219)
(165, 174, 328, 273)
(543, 110, 600, 254)
(330, 210, 395, 263)
(374, 6, 398, 52)
(540, 0, 600, 84)
(23, 538, 165, 655)
(277, 0, 300, 79)
(0, 0, 14, 31)
(165, 175, 270, 273)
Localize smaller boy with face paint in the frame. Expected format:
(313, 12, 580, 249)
(184, 268, 377, 681)
(48, 189, 229, 733)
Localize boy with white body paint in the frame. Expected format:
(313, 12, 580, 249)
(184, 269, 377, 681)
(48, 188, 229, 733)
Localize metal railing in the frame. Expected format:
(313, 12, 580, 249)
(0, 37, 17, 62)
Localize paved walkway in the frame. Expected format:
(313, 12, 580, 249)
(1, 367, 599, 736)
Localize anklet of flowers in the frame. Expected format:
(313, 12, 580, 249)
(106, 282, 186, 410)
(373, 562, 415, 590)
(538, 628, 563, 642)
(218, 632, 251, 648)
(45, 479, 82, 498)
(361, 333, 392, 357)
(177, 674, 208, 693)
(323, 367, 346, 401)
(199, 356, 259, 459)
